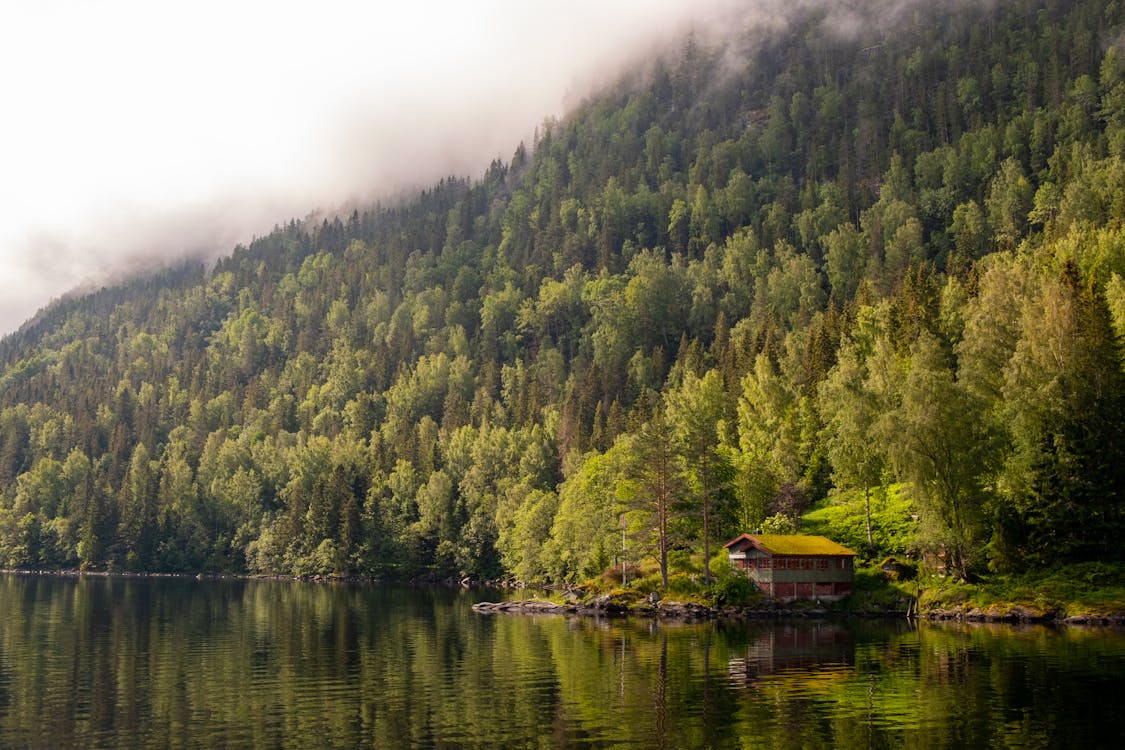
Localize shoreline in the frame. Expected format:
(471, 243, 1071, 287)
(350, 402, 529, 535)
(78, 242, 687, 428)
(0, 567, 526, 590)
(473, 593, 1125, 626)
(472, 596, 1125, 626)
(5, 569, 1122, 626)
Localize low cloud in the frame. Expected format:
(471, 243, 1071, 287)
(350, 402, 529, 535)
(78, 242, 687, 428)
(1, 0, 746, 334)
(0, 0, 967, 336)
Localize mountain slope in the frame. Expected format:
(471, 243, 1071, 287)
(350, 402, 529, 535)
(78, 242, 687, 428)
(1, 0, 1123, 580)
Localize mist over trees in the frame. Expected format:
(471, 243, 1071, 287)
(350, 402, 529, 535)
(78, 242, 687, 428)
(1, 0, 1123, 583)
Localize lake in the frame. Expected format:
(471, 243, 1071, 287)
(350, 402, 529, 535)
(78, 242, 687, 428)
(0, 575, 1122, 748)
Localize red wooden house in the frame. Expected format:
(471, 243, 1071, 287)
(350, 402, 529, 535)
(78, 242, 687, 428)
(724, 534, 858, 600)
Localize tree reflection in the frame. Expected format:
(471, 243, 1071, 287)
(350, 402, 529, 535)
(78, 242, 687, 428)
(0, 576, 1122, 749)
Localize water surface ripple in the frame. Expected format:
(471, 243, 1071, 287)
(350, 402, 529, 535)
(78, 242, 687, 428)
(1, 575, 1123, 748)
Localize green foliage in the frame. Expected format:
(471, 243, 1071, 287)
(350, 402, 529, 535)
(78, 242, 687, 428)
(917, 562, 1125, 618)
(758, 512, 798, 535)
(0, 0, 1123, 586)
(863, 331, 996, 579)
(879, 557, 917, 581)
(801, 485, 918, 561)
(709, 573, 760, 606)
(842, 565, 916, 612)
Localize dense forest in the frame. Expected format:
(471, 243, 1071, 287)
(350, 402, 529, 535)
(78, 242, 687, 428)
(1, 0, 1123, 584)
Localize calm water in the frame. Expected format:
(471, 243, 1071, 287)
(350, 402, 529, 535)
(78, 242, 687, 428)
(0, 575, 1123, 748)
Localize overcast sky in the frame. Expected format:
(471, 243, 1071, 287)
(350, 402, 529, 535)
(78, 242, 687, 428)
(0, 0, 760, 335)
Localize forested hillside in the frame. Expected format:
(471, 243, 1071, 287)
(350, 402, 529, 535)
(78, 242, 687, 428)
(1, 0, 1123, 583)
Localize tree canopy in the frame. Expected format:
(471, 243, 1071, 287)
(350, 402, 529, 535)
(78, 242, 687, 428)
(1, 0, 1124, 582)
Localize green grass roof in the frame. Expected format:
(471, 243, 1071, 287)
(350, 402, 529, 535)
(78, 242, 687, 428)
(748, 534, 857, 556)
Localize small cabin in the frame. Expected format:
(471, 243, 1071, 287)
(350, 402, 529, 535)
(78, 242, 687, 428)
(723, 534, 857, 600)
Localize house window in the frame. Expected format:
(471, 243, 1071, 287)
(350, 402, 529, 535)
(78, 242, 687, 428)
(800, 557, 812, 570)
(816, 558, 828, 570)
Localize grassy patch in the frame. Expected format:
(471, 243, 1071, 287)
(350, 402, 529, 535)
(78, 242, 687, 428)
(916, 562, 1125, 618)
(835, 564, 915, 612)
(801, 484, 919, 562)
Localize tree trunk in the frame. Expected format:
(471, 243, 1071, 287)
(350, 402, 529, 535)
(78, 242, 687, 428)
(658, 448, 669, 589)
(864, 485, 874, 553)
(702, 460, 712, 585)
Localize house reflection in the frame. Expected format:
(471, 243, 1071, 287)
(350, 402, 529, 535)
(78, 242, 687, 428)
(728, 622, 855, 687)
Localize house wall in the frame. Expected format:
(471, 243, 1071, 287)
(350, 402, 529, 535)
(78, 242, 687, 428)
(729, 547, 855, 599)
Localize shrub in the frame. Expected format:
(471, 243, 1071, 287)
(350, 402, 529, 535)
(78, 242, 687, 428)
(630, 572, 664, 592)
(597, 562, 642, 586)
(760, 512, 798, 534)
(879, 556, 917, 581)
(666, 573, 700, 597)
(709, 553, 734, 579)
(710, 574, 760, 606)
(668, 548, 700, 576)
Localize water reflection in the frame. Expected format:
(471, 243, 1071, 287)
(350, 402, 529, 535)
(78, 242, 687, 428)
(727, 621, 855, 686)
(0, 575, 1123, 749)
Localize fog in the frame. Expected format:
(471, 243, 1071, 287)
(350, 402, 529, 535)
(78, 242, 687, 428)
(0, 0, 943, 336)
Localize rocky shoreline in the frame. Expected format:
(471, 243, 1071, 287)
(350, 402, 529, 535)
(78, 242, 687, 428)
(922, 604, 1125, 626)
(473, 595, 1125, 626)
(472, 595, 905, 622)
